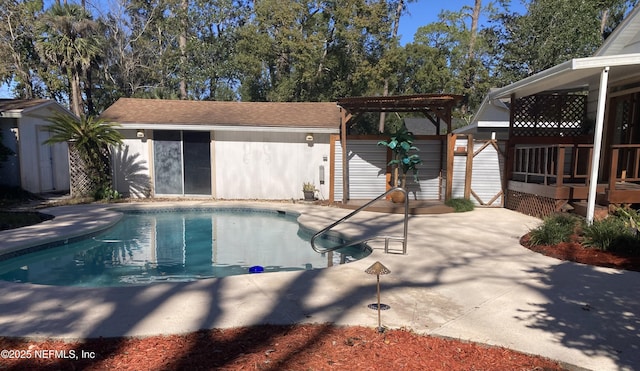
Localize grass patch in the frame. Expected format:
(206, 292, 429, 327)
(0, 211, 53, 231)
(445, 198, 475, 212)
(0, 186, 40, 208)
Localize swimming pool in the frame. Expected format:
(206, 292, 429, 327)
(0, 207, 370, 287)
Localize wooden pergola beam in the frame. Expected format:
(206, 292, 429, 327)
(336, 94, 463, 202)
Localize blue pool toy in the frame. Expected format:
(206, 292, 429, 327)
(249, 265, 264, 273)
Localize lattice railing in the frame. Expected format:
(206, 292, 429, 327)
(513, 94, 587, 137)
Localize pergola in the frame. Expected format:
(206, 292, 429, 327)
(336, 94, 464, 203)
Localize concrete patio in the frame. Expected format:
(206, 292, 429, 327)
(0, 201, 638, 371)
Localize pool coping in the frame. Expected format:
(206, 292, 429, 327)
(1, 201, 639, 371)
(0, 204, 123, 259)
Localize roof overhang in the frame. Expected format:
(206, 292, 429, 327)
(489, 53, 640, 100)
(117, 122, 339, 134)
(0, 100, 75, 119)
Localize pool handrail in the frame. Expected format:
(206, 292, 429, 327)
(310, 187, 409, 255)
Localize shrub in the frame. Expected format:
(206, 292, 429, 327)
(583, 216, 628, 251)
(528, 213, 583, 246)
(445, 198, 475, 212)
(583, 213, 640, 253)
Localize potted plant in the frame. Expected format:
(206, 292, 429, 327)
(302, 182, 316, 200)
(378, 128, 422, 202)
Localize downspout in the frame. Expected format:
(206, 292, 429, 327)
(587, 66, 609, 225)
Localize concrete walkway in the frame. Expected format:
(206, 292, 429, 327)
(0, 201, 639, 371)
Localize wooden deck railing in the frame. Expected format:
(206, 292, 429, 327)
(512, 144, 593, 187)
(609, 144, 640, 192)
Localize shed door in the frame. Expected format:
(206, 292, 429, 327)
(36, 127, 55, 192)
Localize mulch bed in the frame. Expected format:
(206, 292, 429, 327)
(520, 234, 640, 272)
(0, 325, 567, 370)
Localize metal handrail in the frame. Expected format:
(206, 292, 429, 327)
(310, 187, 409, 255)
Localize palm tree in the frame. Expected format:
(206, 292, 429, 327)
(45, 113, 123, 198)
(35, 3, 102, 117)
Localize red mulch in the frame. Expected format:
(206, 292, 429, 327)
(520, 234, 640, 272)
(4, 236, 636, 371)
(0, 325, 566, 371)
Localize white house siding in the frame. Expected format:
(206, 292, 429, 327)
(333, 138, 443, 201)
(114, 130, 152, 197)
(451, 137, 505, 206)
(214, 131, 331, 200)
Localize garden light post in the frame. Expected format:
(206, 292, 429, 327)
(365, 261, 391, 333)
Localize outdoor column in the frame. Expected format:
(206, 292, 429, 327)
(587, 66, 609, 224)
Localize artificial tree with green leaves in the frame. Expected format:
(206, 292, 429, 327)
(378, 128, 422, 190)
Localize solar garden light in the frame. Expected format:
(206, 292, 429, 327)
(365, 261, 391, 333)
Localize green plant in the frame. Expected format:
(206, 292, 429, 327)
(302, 182, 315, 192)
(445, 198, 475, 212)
(44, 113, 123, 198)
(583, 213, 640, 253)
(583, 216, 628, 251)
(377, 128, 422, 188)
(93, 185, 121, 201)
(528, 213, 584, 246)
(613, 206, 640, 237)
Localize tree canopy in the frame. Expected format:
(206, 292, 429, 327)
(0, 0, 638, 130)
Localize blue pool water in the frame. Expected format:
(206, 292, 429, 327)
(0, 208, 370, 287)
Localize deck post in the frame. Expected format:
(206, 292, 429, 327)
(587, 66, 609, 225)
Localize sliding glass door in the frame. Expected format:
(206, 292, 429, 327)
(153, 130, 211, 195)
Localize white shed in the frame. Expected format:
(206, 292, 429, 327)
(0, 99, 72, 194)
(100, 98, 341, 200)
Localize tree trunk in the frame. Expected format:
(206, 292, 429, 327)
(600, 9, 609, 38)
(461, 0, 482, 116)
(467, 0, 481, 62)
(84, 68, 95, 116)
(378, 0, 405, 133)
(179, 0, 188, 100)
(70, 68, 83, 117)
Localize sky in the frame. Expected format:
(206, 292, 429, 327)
(0, 0, 528, 98)
(398, 0, 527, 45)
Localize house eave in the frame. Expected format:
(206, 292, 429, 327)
(489, 53, 640, 100)
(117, 123, 339, 134)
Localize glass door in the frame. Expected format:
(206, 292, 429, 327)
(183, 131, 211, 194)
(153, 130, 212, 195)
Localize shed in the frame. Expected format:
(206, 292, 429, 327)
(100, 98, 341, 199)
(0, 99, 72, 194)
